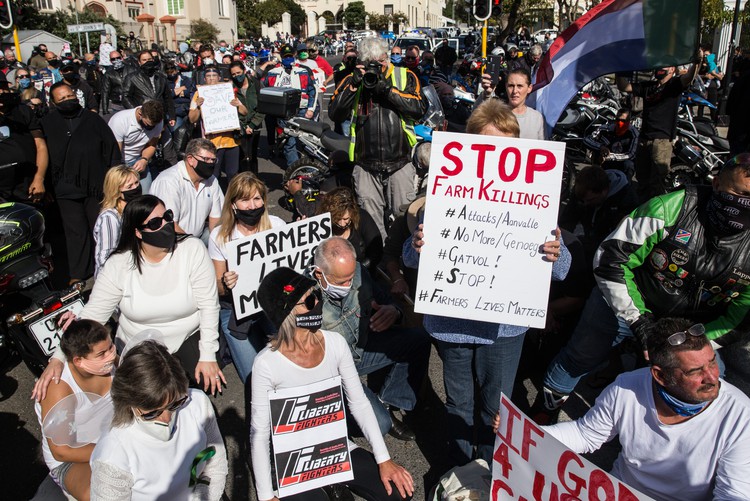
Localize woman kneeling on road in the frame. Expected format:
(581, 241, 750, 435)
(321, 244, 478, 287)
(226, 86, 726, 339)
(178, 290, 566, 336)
(250, 267, 414, 501)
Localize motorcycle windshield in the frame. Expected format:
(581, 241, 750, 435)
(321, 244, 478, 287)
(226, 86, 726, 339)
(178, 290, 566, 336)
(421, 85, 446, 131)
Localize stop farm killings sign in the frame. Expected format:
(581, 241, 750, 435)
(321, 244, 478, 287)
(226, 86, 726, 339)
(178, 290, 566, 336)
(414, 131, 566, 329)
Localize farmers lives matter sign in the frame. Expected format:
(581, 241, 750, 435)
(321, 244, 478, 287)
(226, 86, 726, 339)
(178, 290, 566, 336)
(197, 82, 241, 134)
(415, 131, 566, 328)
(226, 214, 332, 320)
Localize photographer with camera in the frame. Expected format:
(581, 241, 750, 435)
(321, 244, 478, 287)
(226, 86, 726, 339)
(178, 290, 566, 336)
(329, 37, 425, 239)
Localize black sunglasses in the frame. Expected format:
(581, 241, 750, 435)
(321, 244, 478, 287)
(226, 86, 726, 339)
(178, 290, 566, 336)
(138, 394, 189, 421)
(295, 288, 321, 310)
(667, 324, 705, 346)
(110, 57, 122, 61)
(140, 209, 173, 231)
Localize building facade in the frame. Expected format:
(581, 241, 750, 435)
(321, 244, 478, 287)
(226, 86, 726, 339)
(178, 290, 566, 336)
(299, 0, 444, 35)
(33, 0, 239, 50)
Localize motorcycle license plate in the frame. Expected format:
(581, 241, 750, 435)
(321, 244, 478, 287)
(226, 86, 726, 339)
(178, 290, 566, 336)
(29, 300, 85, 356)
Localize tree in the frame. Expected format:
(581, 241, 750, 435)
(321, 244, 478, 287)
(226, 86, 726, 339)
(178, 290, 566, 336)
(344, 1, 367, 29)
(367, 13, 389, 31)
(190, 18, 220, 43)
(236, 0, 305, 37)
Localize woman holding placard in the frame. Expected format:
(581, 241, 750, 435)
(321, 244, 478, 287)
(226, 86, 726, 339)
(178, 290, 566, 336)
(209, 172, 286, 383)
(403, 99, 570, 468)
(250, 267, 414, 501)
(188, 66, 244, 183)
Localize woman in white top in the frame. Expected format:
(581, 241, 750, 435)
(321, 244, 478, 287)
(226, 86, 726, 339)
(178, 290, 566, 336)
(505, 68, 545, 140)
(90, 339, 228, 501)
(251, 267, 414, 501)
(208, 172, 286, 383)
(93, 165, 141, 277)
(36, 319, 115, 501)
(33, 195, 224, 402)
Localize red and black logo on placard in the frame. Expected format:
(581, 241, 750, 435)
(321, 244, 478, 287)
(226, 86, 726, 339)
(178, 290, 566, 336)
(271, 387, 345, 434)
(277, 438, 351, 486)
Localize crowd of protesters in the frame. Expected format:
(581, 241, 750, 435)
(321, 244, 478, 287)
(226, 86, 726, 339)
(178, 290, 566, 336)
(3, 28, 750, 501)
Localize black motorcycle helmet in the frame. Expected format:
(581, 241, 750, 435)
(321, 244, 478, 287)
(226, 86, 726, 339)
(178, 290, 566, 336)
(434, 44, 458, 68)
(0, 202, 45, 262)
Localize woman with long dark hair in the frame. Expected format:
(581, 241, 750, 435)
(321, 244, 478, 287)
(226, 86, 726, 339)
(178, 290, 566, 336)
(33, 195, 225, 401)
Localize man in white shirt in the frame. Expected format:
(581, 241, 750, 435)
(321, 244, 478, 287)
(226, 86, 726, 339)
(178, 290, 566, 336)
(150, 138, 224, 243)
(108, 101, 164, 193)
(543, 317, 750, 500)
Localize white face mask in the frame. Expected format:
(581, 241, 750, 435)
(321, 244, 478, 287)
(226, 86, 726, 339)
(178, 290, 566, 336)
(132, 409, 177, 442)
(319, 269, 352, 300)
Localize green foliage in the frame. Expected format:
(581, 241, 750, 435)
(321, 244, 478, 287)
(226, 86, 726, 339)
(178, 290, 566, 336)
(367, 13, 389, 31)
(190, 18, 220, 43)
(236, 0, 305, 37)
(344, 1, 367, 29)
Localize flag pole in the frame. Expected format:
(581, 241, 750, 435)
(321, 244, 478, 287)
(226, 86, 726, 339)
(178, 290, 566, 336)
(481, 19, 488, 59)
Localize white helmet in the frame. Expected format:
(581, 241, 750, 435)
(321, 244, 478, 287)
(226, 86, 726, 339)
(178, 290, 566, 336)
(491, 46, 505, 58)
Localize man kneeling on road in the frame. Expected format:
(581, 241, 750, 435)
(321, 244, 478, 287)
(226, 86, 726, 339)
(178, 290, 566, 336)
(532, 318, 750, 500)
(306, 236, 430, 441)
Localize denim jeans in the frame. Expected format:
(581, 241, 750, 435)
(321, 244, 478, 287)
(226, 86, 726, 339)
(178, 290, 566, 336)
(435, 333, 526, 467)
(127, 158, 152, 194)
(543, 287, 634, 396)
(219, 307, 272, 384)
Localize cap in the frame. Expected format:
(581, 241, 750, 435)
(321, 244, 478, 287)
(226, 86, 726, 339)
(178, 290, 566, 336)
(296, 43, 308, 53)
(280, 44, 295, 56)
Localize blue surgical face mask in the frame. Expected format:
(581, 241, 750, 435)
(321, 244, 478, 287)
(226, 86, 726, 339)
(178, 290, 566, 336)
(18, 78, 31, 89)
(281, 56, 295, 68)
(390, 54, 402, 64)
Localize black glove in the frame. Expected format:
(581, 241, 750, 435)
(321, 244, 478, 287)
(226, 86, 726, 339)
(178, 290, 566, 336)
(349, 70, 362, 88)
(631, 312, 656, 351)
(374, 79, 392, 97)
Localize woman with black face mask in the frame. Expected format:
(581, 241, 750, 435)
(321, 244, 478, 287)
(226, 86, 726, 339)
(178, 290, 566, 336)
(93, 165, 141, 277)
(34, 195, 226, 403)
(251, 267, 415, 501)
(208, 172, 286, 384)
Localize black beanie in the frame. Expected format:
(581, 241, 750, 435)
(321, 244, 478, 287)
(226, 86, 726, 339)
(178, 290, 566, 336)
(257, 267, 317, 328)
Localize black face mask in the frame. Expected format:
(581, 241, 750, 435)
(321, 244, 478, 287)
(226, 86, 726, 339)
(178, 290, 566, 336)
(121, 184, 142, 203)
(140, 221, 176, 249)
(62, 72, 79, 83)
(55, 99, 82, 117)
(0, 60, 7, 70)
(234, 206, 264, 226)
(232, 74, 246, 86)
(48, 59, 61, 68)
(295, 299, 323, 331)
(0, 92, 19, 111)
(192, 158, 214, 179)
(167, 73, 178, 81)
(138, 117, 156, 131)
(706, 191, 750, 234)
(141, 60, 158, 76)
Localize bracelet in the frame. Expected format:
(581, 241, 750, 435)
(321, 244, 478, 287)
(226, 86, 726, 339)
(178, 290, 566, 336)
(393, 278, 405, 284)
(139, 156, 148, 162)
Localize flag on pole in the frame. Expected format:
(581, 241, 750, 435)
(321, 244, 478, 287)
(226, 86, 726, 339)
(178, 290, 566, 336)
(528, 0, 701, 134)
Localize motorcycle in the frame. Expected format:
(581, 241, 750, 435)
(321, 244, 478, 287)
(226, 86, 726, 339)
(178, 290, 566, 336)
(0, 202, 85, 376)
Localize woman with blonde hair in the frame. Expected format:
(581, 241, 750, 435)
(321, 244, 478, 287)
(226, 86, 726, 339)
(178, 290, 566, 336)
(92, 165, 141, 276)
(208, 172, 285, 383)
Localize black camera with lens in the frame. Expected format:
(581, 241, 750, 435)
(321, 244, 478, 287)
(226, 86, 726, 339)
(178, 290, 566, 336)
(362, 61, 383, 89)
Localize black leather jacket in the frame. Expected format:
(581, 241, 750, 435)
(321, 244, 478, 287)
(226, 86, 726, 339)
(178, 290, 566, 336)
(100, 66, 133, 113)
(121, 69, 176, 120)
(329, 65, 425, 173)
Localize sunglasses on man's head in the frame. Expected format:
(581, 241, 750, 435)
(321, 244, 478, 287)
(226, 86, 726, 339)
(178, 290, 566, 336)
(140, 209, 174, 231)
(138, 394, 189, 421)
(667, 324, 705, 346)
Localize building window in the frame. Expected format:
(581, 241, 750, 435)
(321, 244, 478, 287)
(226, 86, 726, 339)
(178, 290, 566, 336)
(166, 0, 184, 16)
(218, 0, 225, 17)
(35, 0, 53, 9)
(384, 4, 393, 16)
(127, 7, 140, 19)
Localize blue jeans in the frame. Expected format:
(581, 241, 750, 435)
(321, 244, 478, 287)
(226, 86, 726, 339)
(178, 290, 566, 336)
(127, 158, 152, 194)
(353, 327, 430, 434)
(544, 288, 729, 396)
(219, 308, 272, 384)
(436, 334, 526, 467)
(543, 288, 635, 396)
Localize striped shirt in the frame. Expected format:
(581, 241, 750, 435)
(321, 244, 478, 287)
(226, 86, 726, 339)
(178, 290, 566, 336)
(93, 208, 122, 277)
